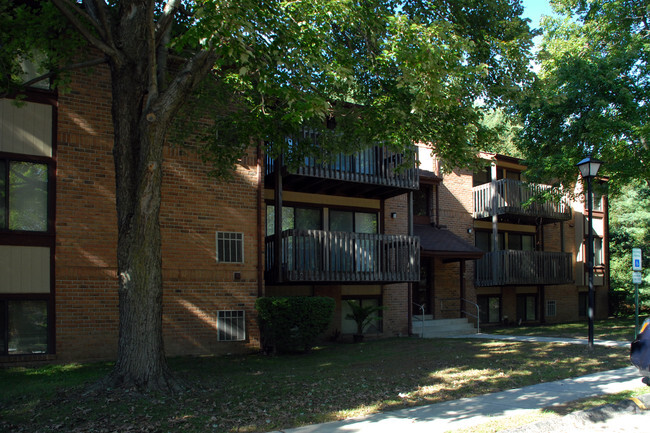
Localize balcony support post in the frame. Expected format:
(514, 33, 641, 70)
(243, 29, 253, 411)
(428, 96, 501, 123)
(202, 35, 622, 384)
(274, 155, 284, 283)
(491, 162, 499, 279)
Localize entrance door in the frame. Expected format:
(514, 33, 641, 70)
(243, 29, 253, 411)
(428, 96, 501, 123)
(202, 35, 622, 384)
(412, 258, 433, 316)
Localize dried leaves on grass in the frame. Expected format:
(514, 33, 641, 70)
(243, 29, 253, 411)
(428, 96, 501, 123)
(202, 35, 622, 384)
(0, 338, 629, 433)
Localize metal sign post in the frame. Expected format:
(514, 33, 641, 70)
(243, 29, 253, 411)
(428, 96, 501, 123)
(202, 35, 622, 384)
(633, 248, 643, 339)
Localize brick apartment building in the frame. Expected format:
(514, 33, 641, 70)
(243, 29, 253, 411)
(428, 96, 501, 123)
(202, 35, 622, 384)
(1, 63, 420, 362)
(1, 65, 608, 362)
(412, 146, 609, 334)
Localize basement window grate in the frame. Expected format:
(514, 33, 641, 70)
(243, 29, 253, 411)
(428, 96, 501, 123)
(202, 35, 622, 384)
(546, 300, 557, 318)
(217, 310, 246, 341)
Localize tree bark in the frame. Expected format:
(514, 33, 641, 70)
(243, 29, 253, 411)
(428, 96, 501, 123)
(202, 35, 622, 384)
(96, 52, 180, 392)
(91, 0, 178, 392)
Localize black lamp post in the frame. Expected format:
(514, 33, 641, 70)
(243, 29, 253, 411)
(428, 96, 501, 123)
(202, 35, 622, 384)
(577, 156, 602, 350)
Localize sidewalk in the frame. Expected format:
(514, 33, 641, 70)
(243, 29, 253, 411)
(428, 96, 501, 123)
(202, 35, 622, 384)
(271, 336, 643, 433)
(462, 333, 630, 348)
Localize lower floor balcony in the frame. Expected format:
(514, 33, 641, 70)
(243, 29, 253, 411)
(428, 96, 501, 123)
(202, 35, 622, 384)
(475, 250, 573, 287)
(265, 230, 420, 284)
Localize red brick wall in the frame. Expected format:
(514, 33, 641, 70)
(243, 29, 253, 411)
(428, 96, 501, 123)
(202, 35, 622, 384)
(383, 194, 410, 335)
(55, 65, 262, 361)
(438, 168, 477, 310)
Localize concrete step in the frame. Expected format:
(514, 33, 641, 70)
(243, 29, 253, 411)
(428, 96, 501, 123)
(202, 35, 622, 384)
(412, 318, 477, 338)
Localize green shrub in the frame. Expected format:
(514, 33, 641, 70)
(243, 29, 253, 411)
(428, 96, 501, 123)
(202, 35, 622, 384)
(255, 296, 335, 354)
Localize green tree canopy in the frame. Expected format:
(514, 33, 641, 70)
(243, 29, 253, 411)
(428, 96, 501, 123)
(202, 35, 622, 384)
(609, 181, 650, 314)
(516, 0, 650, 192)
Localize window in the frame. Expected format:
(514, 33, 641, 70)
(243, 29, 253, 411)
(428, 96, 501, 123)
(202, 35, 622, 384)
(546, 300, 557, 318)
(0, 299, 49, 355)
(478, 296, 501, 323)
(473, 167, 491, 187)
(517, 294, 537, 322)
(1, 101, 55, 356)
(579, 292, 590, 317)
(505, 170, 521, 181)
(216, 232, 244, 263)
(592, 192, 603, 211)
(413, 185, 431, 217)
(342, 298, 382, 334)
(217, 310, 246, 341)
(475, 231, 505, 252)
(266, 205, 322, 235)
(0, 160, 49, 232)
(594, 237, 603, 266)
(508, 233, 535, 251)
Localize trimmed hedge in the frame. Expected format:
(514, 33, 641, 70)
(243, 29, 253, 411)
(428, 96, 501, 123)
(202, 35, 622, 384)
(255, 296, 335, 354)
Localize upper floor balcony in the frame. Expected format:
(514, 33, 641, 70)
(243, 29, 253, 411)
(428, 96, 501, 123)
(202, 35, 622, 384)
(473, 179, 571, 224)
(265, 145, 419, 200)
(265, 229, 420, 285)
(475, 250, 573, 287)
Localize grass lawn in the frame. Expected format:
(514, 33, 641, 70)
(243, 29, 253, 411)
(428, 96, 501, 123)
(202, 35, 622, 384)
(487, 316, 644, 341)
(0, 334, 633, 433)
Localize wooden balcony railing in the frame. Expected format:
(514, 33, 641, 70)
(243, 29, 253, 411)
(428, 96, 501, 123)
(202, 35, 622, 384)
(475, 250, 573, 286)
(473, 179, 571, 222)
(266, 145, 419, 195)
(265, 229, 420, 284)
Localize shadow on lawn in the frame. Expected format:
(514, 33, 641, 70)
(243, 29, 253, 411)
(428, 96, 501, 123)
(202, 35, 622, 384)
(0, 338, 628, 433)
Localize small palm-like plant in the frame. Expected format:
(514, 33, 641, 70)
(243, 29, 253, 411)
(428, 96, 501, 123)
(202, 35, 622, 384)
(346, 300, 385, 340)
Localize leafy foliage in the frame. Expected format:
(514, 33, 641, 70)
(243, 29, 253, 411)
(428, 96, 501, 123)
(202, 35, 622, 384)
(345, 300, 385, 335)
(2, 0, 536, 175)
(516, 0, 650, 192)
(609, 181, 650, 315)
(256, 296, 335, 354)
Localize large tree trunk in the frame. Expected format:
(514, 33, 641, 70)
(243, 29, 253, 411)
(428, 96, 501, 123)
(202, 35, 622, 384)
(68, 0, 218, 394)
(97, 19, 179, 391)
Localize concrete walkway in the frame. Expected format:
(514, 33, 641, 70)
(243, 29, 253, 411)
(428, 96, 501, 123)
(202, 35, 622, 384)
(270, 336, 642, 433)
(461, 333, 630, 348)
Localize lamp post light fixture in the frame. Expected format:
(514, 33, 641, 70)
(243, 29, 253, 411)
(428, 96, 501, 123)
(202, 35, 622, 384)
(577, 156, 602, 350)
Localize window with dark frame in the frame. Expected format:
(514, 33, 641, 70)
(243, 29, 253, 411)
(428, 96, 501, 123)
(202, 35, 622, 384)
(216, 232, 244, 263)
(413, 185, 431, 217)
(265, 205, 322, 236)
(517, 294, 537, 322)
(1, 97, 56, 357)
(477, 295, 501, 323)
(0, 159, 49, 232)
(1, 156, 54, 356)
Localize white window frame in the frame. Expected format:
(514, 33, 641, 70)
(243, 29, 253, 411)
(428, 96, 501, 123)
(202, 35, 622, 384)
(216, 231, 244, 263)
(217, 310, 246, 341)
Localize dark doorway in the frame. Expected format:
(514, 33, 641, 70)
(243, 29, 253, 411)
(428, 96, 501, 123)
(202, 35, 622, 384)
(413, 258, 433, 316)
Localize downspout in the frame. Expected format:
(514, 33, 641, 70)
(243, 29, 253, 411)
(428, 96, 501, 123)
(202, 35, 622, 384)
(257, 142, 264, 297)
(460, 260, 466, 319)
(408, 191, 414, 336)
(435, 183, 440, 227)
(490, 163, 498, 278)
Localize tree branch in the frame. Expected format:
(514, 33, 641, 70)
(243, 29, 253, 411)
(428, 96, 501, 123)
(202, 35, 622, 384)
(85, 0, 115, 49)
(51, 0, 120, 61)
(156, 0, 181, 47)
(152, 49, 218, 123)
(0, 57, 109, 99)
(145, 0, 158, 110)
